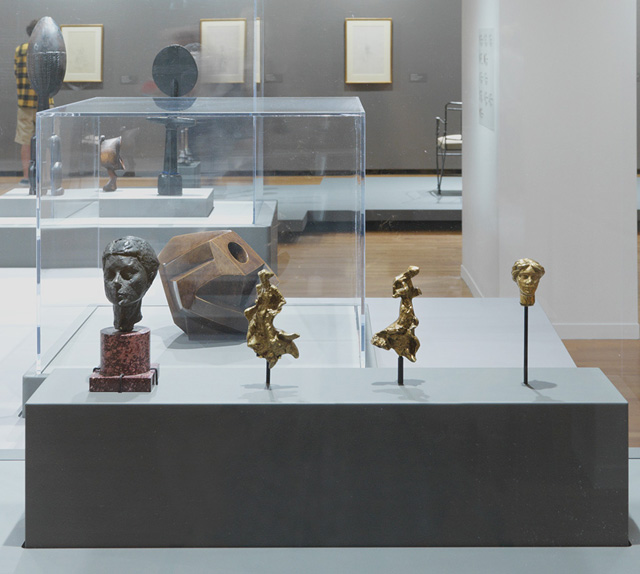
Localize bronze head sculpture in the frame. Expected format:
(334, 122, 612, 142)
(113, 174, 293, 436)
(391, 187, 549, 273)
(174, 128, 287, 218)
(102, 236, 160, 332)
(511, 258, 545, 307)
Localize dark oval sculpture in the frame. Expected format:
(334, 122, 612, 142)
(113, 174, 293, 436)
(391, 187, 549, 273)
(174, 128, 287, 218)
(27, 17, 66, 111)
(152, 45, 198, 97)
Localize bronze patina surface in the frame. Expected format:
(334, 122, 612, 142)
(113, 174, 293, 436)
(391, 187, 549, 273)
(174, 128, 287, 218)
(100, 135, 125, 192)
(512, 258, 545, 306)
(371, 266, 421, 362)
(245, 269, 300, 369)
(159, 231, 273, 336)
(102, 236, 159, 332)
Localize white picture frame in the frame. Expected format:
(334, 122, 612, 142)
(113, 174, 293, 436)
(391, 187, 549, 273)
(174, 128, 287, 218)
(345, 18, 392, 84)
(61, 25, 104, 83)
(200, 18, 246, 84)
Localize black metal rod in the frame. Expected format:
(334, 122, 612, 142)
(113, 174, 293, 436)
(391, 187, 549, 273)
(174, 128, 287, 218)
(524, 306, 529, 386)
(398, 355, 404, 386)
(266, 360, 271, 390)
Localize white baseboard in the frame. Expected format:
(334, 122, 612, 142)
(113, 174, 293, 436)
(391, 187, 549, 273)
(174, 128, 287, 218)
(554, 322, 640, 340)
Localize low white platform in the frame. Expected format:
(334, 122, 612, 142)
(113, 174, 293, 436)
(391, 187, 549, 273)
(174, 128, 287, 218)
(39, 303, 363, 373)
(213, 176, 463, 232)
(368, 297, 574, 369)
(30, 297, 573, 382)
(0, 186, 214, 218)
(0, 199, 276, 267)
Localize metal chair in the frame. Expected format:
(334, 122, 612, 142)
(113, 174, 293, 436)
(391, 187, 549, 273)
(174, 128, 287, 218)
(435, 101, 462, 196)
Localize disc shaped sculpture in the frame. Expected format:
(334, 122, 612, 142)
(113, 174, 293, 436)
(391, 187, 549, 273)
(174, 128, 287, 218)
(27, 17, 66, 196)
(90, 236, 160, 392)
(151, 45, 198, 196)
(158, 231, 273, 337)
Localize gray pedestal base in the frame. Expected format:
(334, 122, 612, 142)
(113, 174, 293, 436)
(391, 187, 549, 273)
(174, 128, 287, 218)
(25, 367, 628, 548)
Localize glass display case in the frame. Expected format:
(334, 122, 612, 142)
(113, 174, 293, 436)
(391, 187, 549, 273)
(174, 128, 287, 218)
(26, 96, 365, 395)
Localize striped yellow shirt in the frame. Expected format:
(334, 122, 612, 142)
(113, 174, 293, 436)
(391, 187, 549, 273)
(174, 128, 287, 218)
(14, 42, 54, 109)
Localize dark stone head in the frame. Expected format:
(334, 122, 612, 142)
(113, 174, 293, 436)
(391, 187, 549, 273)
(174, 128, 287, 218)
(102, 236, 159, 331)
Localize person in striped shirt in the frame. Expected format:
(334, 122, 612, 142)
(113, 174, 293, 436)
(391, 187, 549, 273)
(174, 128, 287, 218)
(14, 19, 40, 185)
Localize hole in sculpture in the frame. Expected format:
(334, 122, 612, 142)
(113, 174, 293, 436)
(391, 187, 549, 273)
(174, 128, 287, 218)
(228, 242, 248, 263)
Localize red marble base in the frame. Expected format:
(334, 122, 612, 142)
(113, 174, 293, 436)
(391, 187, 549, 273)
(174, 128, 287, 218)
(90, 326, 157, 392)
(100, 327, 150, 376)
(89, 364, 159, 393)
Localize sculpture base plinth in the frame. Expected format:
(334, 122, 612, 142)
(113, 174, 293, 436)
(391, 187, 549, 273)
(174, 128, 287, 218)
(158, 173, 182, 196)
(90, 326, 157, 392)
(99, 327, 150, 376)
(89, 364, 158, 392)
(25, 367, 628, 548)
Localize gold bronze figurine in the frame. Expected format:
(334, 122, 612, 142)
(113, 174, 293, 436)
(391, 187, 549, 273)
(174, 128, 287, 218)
(245, 269, 300, 371)
(371, 266, 421, 362)
(511, 258, 545, 306)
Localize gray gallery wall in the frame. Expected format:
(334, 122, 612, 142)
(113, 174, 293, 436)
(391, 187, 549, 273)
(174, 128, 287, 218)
(0, 0, 462, 174)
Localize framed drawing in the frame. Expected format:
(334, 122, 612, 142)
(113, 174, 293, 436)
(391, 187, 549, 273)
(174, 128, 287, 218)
(60, 25, 103, 83)
(200, 18, 246, 83)
(345, 18, 392, 84)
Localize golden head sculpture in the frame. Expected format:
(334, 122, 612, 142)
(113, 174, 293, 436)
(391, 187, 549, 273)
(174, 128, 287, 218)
(511, 258, 545, 307)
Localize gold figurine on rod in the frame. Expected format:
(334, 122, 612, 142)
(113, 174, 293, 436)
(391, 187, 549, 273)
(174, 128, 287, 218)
(512, 258, 545, 307)
(245, 269, 300, 388)
(371, 266, 421, 385)
(511, 258, 545, 386)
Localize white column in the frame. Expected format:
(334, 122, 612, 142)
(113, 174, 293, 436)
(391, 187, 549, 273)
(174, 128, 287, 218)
(462, 0, 638, 339)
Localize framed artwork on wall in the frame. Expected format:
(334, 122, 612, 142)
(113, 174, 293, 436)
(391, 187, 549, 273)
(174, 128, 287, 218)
(200, 18, 246, 83)
(60, 25, 104, 83)
(345, 18, 392, 84)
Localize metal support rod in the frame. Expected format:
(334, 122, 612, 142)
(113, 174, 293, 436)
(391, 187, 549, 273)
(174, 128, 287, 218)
(398, 355, 404, 386)
(524, 306, 529, 386)
(266, 360, 271, 390)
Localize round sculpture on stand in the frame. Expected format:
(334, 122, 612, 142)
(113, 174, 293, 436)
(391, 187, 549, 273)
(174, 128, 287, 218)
(151, 45, 198, 197)
(90, 236, 160, 392)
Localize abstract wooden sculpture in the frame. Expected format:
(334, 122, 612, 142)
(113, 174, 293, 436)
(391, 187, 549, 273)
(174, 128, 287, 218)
(158, 230, 273, 337)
